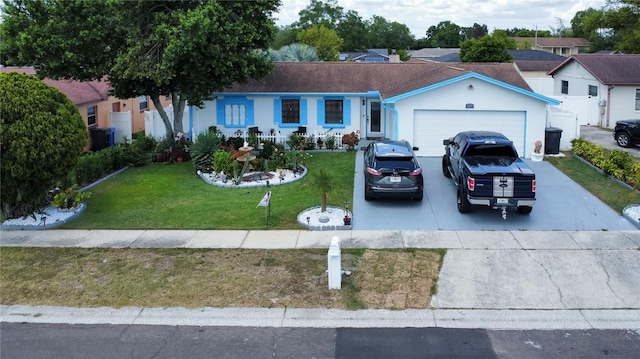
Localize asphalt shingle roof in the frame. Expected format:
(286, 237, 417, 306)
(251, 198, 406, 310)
(225, 62, 532, 98)
(548, 54, 640, 85)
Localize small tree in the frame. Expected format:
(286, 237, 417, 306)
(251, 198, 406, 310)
(0, 72, 87, 220)
(309, 169, 333, 212)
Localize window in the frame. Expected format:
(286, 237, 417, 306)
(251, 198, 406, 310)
(216, 96, 254, 127)
(636, 89, 640, 111)
(588, 85, 598, 97)
(139, 95, 148, 111)
(87, 105, 97, 127)
(282, 99, 300, 124)
(561, 80, 569, 95)
(325, 99, 343, 124)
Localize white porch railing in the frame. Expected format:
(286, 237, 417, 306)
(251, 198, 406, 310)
(220, 130, 346, 150)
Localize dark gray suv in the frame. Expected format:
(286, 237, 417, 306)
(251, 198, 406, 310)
(363, 139, 424, 201)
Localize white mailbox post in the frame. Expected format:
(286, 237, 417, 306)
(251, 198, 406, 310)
(327, 236, 342, 289)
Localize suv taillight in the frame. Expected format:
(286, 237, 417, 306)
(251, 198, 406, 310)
(409, 168, 422, 176)
(367, 167, 382, 176)
(532, 179, 537, 192)
(467, 177, 475, 191)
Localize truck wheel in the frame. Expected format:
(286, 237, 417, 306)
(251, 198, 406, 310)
(457, 185, 471, 213)
(442, 156, 452, 178)
(517, 206, 532, 214)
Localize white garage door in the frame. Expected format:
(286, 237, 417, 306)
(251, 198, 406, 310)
(413, 110, 526, 157)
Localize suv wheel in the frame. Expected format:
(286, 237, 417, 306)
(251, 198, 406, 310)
(442, 156, 451, 178)
(616, 132, 632, 148)
(457, 185, 471, 213)
(364, 187, 373, 201)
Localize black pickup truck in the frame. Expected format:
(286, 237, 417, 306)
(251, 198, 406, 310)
(441, 131, 536, 218)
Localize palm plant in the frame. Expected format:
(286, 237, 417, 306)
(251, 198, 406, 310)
(191, 131, 222, 173)
(309, 169, 333, 212)
(270, 43, 319, 62)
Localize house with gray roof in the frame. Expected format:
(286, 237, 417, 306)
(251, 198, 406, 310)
(190, 61, 560, 158)
(547, 54, 640, 128)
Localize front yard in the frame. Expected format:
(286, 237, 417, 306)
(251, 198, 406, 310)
(61, 151, 356, 230)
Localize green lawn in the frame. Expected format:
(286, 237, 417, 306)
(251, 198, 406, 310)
(545, 153, 640, 213)
(61, 151, 356, 230)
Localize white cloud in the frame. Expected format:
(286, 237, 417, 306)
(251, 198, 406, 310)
(275, 0, 607, 37)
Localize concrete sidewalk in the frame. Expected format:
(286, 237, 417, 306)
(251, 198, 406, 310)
(1, 229, 640, 330)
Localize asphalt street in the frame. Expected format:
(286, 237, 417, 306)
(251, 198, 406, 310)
(2, 323, 639, 359)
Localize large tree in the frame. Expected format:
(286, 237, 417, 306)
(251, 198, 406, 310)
(336, 10, 370, 51)
(425, 21, 464, 48)
(459, 31, 514, 62)
(1, 0, 281, 139)
(368, 15, 414, 51)
(0, 72, 87, 220)
(297, 24, 343, 61)
(294, 0, 344, 30)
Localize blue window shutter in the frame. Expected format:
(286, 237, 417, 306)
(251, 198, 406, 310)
(300, 99, 308, 125)
(216, 100, 225, 125)
(317, 99, 325, 125)
(343, 99, 351, 125)
(246, 99, 255, 126)
(273, 98, 282, 125)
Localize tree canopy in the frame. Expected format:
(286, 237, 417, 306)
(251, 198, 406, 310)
(460, 32, 514, 63)
(1, 0, 282, 139)
(425, 21, 464, 48)
(0, 72, 87, 220)
(297, 24, 343, 61)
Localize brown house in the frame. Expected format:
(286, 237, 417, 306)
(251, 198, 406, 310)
(0, 66, 171, 151)
(515, 37, 590, 56)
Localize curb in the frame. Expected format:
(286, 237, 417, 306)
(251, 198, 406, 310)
(2, 305, 639, 330)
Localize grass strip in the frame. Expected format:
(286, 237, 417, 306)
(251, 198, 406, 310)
(545, 154, 640, 213)
(0, 247, 444, 310)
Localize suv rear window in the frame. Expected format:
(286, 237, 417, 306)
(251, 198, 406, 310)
(373, 157, 416, 171)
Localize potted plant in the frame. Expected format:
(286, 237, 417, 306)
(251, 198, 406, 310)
(317, 136, 324, 149)
(531, 140, 543, 161)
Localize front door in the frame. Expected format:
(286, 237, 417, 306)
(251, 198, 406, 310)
(367, 101, 383, 138)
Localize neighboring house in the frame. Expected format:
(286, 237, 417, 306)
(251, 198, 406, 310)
(339, 48, 400, 62)
(547, 54, 640, 128)
(189, 62, 560, 158)
(514, 37, 590, 56)
(407, 48, 460, 61)
(0, 66, 171, 151)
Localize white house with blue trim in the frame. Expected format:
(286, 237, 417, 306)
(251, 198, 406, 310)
(188, 62, 560, 158)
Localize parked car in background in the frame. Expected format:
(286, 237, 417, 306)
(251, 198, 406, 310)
(363, 139, 424, 201)
(614, 119, 640, 148)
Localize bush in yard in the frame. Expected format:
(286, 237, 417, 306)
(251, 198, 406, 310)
(212, 150, 235, 175)
(0, 72, 86, 220)
(191, 131, 223, 173)
(571, 138, 640, 186)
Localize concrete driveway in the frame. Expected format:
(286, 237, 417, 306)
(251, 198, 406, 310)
(351, 154, 636, 231)
(581, 125, 640, 157)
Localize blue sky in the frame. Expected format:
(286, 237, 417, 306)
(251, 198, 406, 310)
(274, 0, 607, 37)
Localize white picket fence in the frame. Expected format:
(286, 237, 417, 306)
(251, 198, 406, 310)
(219, 130, 346, 150)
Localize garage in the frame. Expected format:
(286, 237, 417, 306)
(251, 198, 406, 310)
(413, 110, 526, 157)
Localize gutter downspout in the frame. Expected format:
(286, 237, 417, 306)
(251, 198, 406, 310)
(606, 85, 614, 128)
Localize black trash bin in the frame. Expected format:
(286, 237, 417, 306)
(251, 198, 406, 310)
(544, 127, 562, 154)
(90, 128, 110, 151)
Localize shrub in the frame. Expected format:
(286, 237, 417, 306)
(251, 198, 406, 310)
(50, 185, 91, 209)
(212, 150, 235, 175)
(571, 138, 640, 187)
(191, 131, 223, 173)
(342, 132, 360, 150)
(0, 73, 87, 220)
